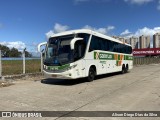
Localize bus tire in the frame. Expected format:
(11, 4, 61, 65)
(125, 64, 129, 73)
(121, 64, 125, 74)
(87, 67, 96, 82)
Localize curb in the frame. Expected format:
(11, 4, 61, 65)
(0, 72, 43, 80)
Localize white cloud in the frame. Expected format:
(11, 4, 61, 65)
(134, 27, 160, 36)
(124, 0, 153, 5)
(120, 29, 132, 36)
(46, 23, 115, 38)
(120, 27, 160, 38)
(74, 0, 89, 3)
(96, 28, 108, 35)
(54, 23, 69, 33)
(46, 30, 54, 38)
(0, 41, 26, 51)
(107, 26, 115, 31)
(83, 25, 115, 34)
(83, 25, 93, 30)
(74, 0, 110, 3)
(124, 0, 160, 11)
(157, 5, 160, 10)
(46, 23, 69, 38)
(157, 0, 160, 10)
(74, 0, 90, 5)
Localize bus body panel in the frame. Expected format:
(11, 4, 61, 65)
(84, 50, 133, 76)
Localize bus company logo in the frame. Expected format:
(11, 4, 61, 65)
(94, 52, 113, 60)
(94, 52, 99, 59)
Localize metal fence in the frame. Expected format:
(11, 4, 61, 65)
(133, 57, 160, 65)
(0, 50, 41, 77)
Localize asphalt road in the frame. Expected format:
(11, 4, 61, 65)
(0, 64, 160, 120)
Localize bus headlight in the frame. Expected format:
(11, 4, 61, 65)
(66, 64, 77, 70)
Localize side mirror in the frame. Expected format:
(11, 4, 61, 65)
(70, 38, 83, 50)
(42, 52, 45, 57)
(41, 49, 45, 56)
(37, 42, 47, 53)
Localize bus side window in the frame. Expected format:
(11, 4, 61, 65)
(89, 36, 96, 52)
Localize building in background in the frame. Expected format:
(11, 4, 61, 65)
(112, 36, 126, 43)
(118, 37, 125, 43)
(139, 35, 150, 49)
(125, 38, 130, 44)
(112, 36, 118, 40)
(130, 37, 139, 49)
(153, 33, 160, 48)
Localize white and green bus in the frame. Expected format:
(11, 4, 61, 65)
(38, 29, 133, 81)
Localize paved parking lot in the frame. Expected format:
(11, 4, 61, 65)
(0, 64, 160, 120)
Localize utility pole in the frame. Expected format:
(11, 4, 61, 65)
(23, 48, 26, 74)
(0, 50, 2, 78)
(41, 49, 44, 72)
(41, 51, 43, 73)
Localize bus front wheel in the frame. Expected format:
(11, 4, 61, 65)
(87, 67, 96, 82)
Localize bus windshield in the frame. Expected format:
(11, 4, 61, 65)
(44, 33, 90, 66)
(44, 35, 75, 66)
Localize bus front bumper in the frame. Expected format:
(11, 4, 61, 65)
(43, 70, 74, 79)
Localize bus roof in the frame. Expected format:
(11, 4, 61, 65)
(49, 29, 131, 46)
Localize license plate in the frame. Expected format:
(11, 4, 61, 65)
(52, 75, 57, 77)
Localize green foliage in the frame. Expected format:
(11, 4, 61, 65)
(0, 45, 10, 57)
(0, 44, 32, 57)
(25, 51, 32, 57)
(9, 47, 21, 57)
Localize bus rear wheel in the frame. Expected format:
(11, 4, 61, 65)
(87, 67, 96, 82)
(125, 64, 129, 73)
(121, 64, 125, 74)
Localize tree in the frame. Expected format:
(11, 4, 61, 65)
(0, 45, 10, 57)
(25, 51, 32, 57)
(9, 47, 21, 57)
(0, 44, 32, 57)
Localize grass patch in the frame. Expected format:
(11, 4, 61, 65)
(2, 59, 41, 75)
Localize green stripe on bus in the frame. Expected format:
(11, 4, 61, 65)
(118, 55, 120, 60)
(124, 55, 133, 60)
(94, 52, 132, 60)
(116, 61, 118, 66)
(94, 52, 114, 60)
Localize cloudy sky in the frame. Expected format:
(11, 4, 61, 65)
(0, 0, 160, 52)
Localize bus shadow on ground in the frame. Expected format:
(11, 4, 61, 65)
(41, 72, 123, 86)
(41, 78, 86, 86)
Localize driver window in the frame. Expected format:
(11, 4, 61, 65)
(74, 41, 86, 61)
